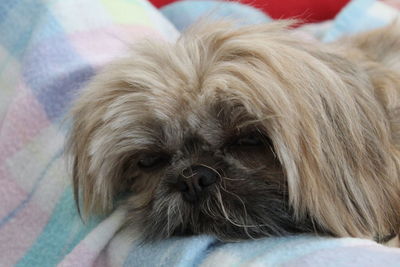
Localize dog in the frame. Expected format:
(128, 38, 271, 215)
(67, 20, 400, 244)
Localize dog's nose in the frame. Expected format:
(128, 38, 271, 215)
(176, 165, 218, 202)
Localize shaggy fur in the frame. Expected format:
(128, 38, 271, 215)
(67, 21, 400, 243)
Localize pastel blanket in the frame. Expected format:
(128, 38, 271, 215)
(1, 0, 400, 266)
(0, 0, 177, 266)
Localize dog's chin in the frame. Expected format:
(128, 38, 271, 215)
(126, 179, 318, 242)
(137, 205, 315, 242)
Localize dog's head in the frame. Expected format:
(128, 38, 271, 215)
(67, 21, 400, 241)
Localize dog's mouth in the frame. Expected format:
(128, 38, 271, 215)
(137, 179, 317, 242)
(145, 205, 309, 242)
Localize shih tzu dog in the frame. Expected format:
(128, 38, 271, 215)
(67, 21, 400, 244)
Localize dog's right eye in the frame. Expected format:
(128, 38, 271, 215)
(231, 132, 264, 147)
(138, 154, 168, 170)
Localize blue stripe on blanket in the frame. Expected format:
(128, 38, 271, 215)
(123, 234, 380, 267)
(0, 0, 46, 57)
(17, 187, 103, 267)
(124, 235, 218, 267)
(161, 1, 270, 32)
(22, 37, 95, 121)
(0, 150, 63, 228)
(323, 0, 390, 41)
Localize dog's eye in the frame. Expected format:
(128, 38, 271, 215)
(234, 133, 263, 146)
(138, 154, 168, 169)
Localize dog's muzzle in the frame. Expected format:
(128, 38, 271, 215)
(174, 165, 218, 202)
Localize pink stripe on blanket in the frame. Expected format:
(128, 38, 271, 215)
(382, 0, 400, 9)
(58, 244, 107, 267)
(69, 25, 166, 68)
(0, 200, 49, 266)
(0, 83, 50, 162)
(0, 165, 28, 219)
(59, 210, 125, 267)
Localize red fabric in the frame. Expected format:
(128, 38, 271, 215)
(151, 0, 176, 8)
(149, 0, 350, 23)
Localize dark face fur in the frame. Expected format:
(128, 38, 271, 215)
(122, 102, 315, 241)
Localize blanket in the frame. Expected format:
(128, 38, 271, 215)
(0, 0, 399, 266)
(0, 0, 177, 266)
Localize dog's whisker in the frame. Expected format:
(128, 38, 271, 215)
(167, 203, 173, 237)
(222, 177, 246, 181)
(219, 185, 249, 222)
(176, 201, 184, 226)
(215, 188, 261, 228)
(180, 169, 197, 179)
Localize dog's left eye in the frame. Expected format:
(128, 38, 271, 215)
(138, 154, 168, 169)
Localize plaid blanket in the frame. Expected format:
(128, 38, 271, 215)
(0, 0, 177, 266)
(1, 0, 399, 266)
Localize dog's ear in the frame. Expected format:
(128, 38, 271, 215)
(342, 23, 400, 149)
(204, 21, 400, 238)
(364, 63, 400, 147)
(280, 28, 400, 238)
(66, 63, 144, 217)
(67, 76, 117, 217)
(345, 24, 400, 238)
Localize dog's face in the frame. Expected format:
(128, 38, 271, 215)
(68, 21, 400, 242)
(120, 99, 308, 241)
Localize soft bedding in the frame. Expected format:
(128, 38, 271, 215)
(0, 0, 177, 266)
(0, 0, 400, 266)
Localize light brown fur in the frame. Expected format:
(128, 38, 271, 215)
(67, 21, 400, 242)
